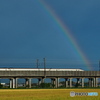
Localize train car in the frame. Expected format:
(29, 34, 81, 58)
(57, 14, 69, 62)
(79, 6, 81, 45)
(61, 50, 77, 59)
(0, 68, 84, 71)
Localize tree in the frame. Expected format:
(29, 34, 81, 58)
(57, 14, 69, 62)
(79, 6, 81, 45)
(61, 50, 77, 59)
(0, 84, 3, 88)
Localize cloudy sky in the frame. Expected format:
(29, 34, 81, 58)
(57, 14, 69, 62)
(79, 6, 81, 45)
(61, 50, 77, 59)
(0, 0, 100, 70)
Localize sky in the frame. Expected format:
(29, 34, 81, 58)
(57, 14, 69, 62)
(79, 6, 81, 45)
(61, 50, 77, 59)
(0, 0, 100, 70)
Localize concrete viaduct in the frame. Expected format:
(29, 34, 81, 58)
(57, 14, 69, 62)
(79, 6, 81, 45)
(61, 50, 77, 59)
(0, 69, 100, 88)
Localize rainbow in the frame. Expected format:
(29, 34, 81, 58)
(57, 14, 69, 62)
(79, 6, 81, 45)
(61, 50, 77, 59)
(37, 0, 92, 70)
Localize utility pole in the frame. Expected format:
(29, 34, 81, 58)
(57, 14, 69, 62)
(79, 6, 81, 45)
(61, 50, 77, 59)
(36, 59, 39, 68)
(43, 58, 46, 78)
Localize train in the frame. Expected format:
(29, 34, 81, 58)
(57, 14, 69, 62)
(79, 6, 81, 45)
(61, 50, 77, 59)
(0, 68, 84, 71)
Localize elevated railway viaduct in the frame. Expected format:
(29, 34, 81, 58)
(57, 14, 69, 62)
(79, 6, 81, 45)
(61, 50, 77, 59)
(0, 69, 100, 88)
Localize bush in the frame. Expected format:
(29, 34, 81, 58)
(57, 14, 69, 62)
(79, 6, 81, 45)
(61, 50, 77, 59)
(75, 83, 80, 87)
(0, 84, 3, 88)
(39, 83, 52, 88)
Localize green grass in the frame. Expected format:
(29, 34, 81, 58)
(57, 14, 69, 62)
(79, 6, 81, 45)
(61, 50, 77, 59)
(0, 89, 99, 100)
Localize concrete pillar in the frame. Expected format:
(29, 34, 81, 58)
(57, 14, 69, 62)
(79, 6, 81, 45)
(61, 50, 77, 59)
(65, 78, 68, 88)
(93, 78, 96, 87)
(51, 78, 54, 85)
(91, 78, 94, 87)
(53, 78, 59, 88)
(10, 79, 13, 88)
(56, 78, 59, 88)
(38, 78, 41, 86)
(88, 78, 91, 87)
(69, 78, 72, 87)
(51, 78, 55, 88)
(54, 78, 59, 88)
(54, 78, 57, 88)
(15, 78, 18, 88)
(53, 78, 56, 88)
(28, 78, 31, 88)
(41, 78, 44, 83)
(12, 78, 15, 88)
(25, 79, 29, 87)
(77, 78, 80, 87)
(81, 78, 84, 87)
(95, 78, 98, 87)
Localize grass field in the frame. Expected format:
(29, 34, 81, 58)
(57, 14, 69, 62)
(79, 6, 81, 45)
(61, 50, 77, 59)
(0, 89, 100, 100)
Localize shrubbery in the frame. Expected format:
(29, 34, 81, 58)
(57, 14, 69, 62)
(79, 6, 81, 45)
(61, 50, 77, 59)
(0, 84, 3, 88)
(39, 83, 53, 88)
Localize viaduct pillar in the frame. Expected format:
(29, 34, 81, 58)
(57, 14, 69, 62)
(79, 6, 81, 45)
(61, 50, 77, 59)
(69, 78, 72, 87)
(15, 78, 18, 88)
(28, 78, 31, 88)
(10, 79, 13, 88)
(25, 79, 28, 87)
(95, 78, 98, 87)
(56, 78, 59, 88)
(25, 78, 31, 88)
(93, 78, 96, 87)
(38, 78, 42, 86)
(77, 78, 80, 87)
(88, 78, 92, 87)
(51, 78, 59, 88)
(41, 77, 45, 83)
(65, 78, 68, 88)
(10, 78, 18, 88)
(91, 78, 94, 87)
(81, 78, 84, 87)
